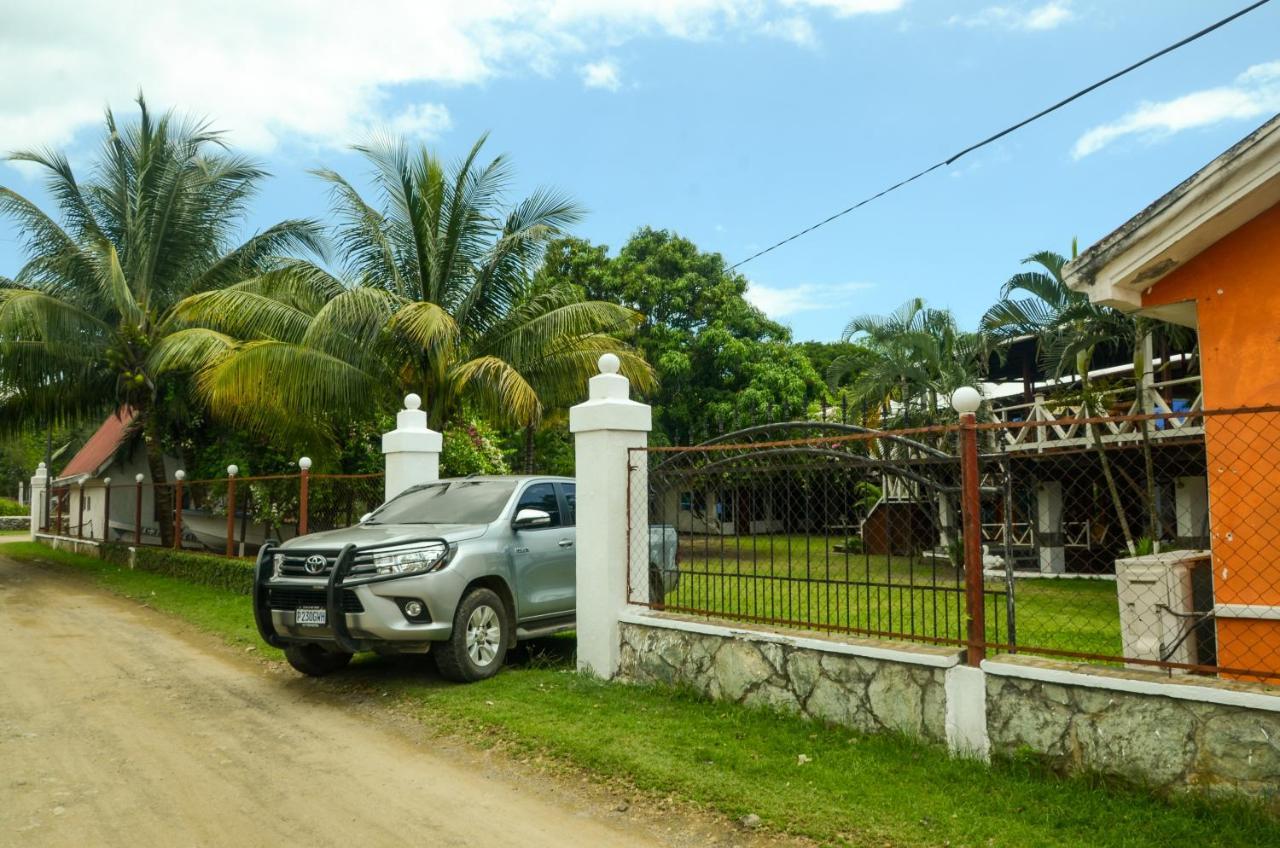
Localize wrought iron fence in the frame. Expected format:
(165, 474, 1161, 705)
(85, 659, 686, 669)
(627, 407, 1280, 686)
(628, 422, 1007, 650)
(44, 470, 387, 558)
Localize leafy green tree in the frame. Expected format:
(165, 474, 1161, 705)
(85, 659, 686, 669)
(538, 229, 824, 443)
(170, 134, 653, 446)
(0, 97, 322, 543)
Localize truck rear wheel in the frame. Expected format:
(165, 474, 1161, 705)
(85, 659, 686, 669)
(284, 643, 353, 677)
(434, 588, 508, 682)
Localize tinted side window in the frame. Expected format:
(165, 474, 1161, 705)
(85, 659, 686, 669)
(561, 483, 576, 525)
(516, 482, 561, 527)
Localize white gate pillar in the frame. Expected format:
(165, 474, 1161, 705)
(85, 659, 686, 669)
(381, 393, 442, 502)
(570, 353, 651, 678)
(29, 462, 48, 533)
(1036, 481, 1066, 575)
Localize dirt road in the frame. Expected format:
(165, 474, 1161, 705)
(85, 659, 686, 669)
(0, 555, 744, 848)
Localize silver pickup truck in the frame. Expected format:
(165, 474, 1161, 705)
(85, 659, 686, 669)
(252, 475, 679, 682)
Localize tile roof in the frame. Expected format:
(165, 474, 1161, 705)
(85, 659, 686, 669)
(55, 406, 138, 483)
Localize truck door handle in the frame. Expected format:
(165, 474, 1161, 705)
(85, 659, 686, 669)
(558, 539, 574, 548)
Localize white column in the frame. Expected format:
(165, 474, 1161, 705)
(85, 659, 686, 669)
(570, 353, 651, 679)
(1036, 481, 1065, 575)
(29, 463, 48, 533)
(381, 393, 443, 502)
(1174, 476, 1209, 547)
(937, 494, 955, 547)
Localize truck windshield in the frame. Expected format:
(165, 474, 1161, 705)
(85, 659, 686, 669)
(365, 481, 517, 525)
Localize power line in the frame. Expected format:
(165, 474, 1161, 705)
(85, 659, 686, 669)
(727, 0, 1274, 272)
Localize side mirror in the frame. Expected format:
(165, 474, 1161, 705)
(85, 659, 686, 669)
(359, 512, 373, 524)
(513, 508, 552, 529)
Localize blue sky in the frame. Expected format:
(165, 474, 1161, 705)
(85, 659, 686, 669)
(2, 0, 1278, 341)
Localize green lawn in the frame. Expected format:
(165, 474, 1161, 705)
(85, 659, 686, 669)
(4, 540, 1276, 848)
(668, 535, 1122, 658)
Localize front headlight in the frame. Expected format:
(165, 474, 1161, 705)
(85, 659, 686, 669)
(373, 544, 451, 576)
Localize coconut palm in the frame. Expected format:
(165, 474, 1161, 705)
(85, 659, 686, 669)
(0, 96, 322, 543)
(981, 247, 1139, 553)
(167, 134, 652, 444)
(830, 298, 990, 426)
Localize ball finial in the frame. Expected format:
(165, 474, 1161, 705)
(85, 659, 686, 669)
(135, 473, 145, 484)
(404, 393, 422, 411)
(950, 386, 983, 415)
(298, 456, 312, 471)
(37, 461, 45, 470)
(174, 469, 186, 481)
(227, 464, 239, 477)
(598, 353, 621, 375)
(104, 477, 111, 485)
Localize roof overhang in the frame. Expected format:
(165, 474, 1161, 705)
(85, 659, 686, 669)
(1063, 113, 1280, 327)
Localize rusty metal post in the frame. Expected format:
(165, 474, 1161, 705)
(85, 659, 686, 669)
(225, 465, 238, 557)
(959, 411, 985, 666)
(102, 478, 112, 542)
(298, 457, 312, 537)
(173, 470, 185, 550)
(55, 487, 64, 537)
(76, 482, 84, 539)
(134, 474, 143, 545)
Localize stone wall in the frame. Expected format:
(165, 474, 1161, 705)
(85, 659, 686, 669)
(618, 614, 1280, 803)
(986, 660, 1280, 799)
(0, 516, 29, 531)
(618, 619, 953, 743)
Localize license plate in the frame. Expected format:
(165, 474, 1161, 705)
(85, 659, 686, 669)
(295, 607, 326, 627)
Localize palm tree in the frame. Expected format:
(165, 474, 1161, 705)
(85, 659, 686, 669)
(169, 134, 652, 445)
(981, 248, 1139, 554)
(830, 298, 989, 427)
(0, 96, 322, 543)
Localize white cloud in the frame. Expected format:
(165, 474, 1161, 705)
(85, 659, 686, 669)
(759, 15, 819, 48)
(745, 281, 874, 317)
(949, 1, 1072, 31)
(784, 0, 907, 17)
(579, 59, 622, 91)
(1072, 61, 1280, 159)
(0, 0, 910, 157)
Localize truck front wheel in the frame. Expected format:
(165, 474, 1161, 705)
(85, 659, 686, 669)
(284, 643, 353, 677)
(435, 588, 509, 682)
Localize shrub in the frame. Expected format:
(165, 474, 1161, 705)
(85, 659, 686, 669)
(0, 497, 26, 516)
(129, 546, 256, 595)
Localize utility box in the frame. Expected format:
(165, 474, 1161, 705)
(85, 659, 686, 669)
(1115, 550, 1215, 674)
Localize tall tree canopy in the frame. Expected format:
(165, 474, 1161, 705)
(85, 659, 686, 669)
(538, 228, 824, 443)
(0, 96, 322, 541)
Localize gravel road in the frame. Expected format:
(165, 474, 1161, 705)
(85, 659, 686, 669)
(0, 554, 761, 848)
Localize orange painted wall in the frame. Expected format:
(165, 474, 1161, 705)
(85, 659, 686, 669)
(1142, 202, 1280, 676)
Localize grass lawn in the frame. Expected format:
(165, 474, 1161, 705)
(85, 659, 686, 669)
(669, 535, 1122, 658)
(4, 541, 1276, 847)
(0, 529, 31, 536)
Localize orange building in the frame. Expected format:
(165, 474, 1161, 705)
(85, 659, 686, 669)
(1065, 113, 1280, 677)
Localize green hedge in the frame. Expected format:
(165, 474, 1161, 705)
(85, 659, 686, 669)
(117, 545, 257, 595)
(0, 497, 26, 516)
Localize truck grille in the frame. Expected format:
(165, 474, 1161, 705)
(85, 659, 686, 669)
(267, 588, 364, 614)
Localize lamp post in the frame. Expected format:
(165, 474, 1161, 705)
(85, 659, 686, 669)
(226, 465, 238, 557)
(951, 386, 985, 667)
(173, 470, 185, 550)
(134, 474, 144, 545)
(298, 457, 311, 536)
